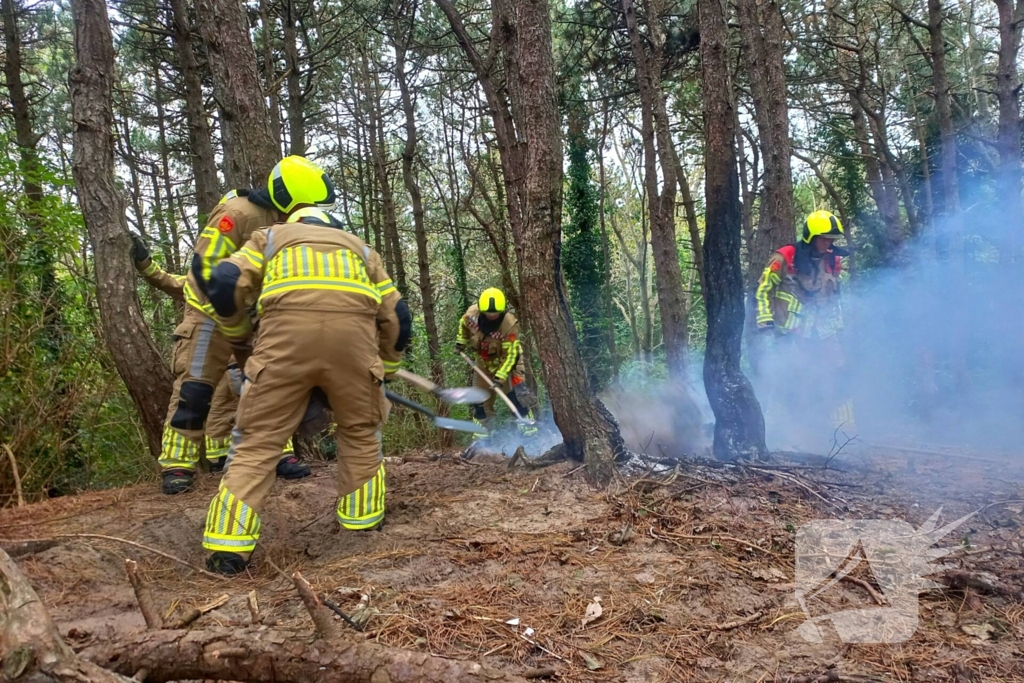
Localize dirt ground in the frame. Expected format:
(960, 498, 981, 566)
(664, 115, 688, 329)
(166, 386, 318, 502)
(1, 443, 1023, 682)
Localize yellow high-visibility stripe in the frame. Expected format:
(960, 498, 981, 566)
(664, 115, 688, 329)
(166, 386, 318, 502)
(383, 359, 402, 373)
(755, 267, 780, 324)
(142, 261, 159, 276)
(337, 463, 386, 529)
(376, 278, 397, 296)
(205, 435, 231, 459)
(495, 338, 520, 381)
(238, 246, 264, 269)
(203, 483, 261, 552)
(159, 427, 199, 469)
(183, 281, 217, 317)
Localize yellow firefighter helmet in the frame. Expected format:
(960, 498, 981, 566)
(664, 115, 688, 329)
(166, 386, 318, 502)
(268, 156, 337, 214)
(802, 210, 844, 243)
(479, 287, 506, 314)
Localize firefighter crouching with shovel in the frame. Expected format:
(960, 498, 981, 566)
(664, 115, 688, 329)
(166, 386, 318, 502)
(456, 288, 539, 441)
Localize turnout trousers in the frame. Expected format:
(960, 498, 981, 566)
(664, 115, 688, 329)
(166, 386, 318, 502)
(202, 310, 388, 559)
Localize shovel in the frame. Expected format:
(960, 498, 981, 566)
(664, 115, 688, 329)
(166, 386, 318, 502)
(457, 350, 535, 425)
(385, 390, 486, 435)
(393, 368, 490, 405)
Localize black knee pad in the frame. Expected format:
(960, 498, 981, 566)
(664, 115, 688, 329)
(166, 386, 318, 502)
(473, 404, 487, 421)
(170, 381, 214, 431)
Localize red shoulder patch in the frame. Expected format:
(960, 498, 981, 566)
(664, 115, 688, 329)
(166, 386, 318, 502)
(777, 245, 797, 272)
(218, 216, 235, 233)
(769, 261, 782, 273)
(507, 333, 517, 342)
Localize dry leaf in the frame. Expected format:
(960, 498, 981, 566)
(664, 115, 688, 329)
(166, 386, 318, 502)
(961, 623, 995, 641)
(581, 597, 603, 628)
(581, 652, 603, 671)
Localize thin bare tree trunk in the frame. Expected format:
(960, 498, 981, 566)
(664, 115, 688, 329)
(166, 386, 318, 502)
(699, 0, 767, 462)
(169, 0, 221, 218)
(259, 0, 284, 155)
(283, 0, 306, 155)
(994, 0, 1023, 264)
(197, 0, 278, 187)
(620, 0, 689, 378)
(737, 0, 795, 274)
(70, 0, 173, 456)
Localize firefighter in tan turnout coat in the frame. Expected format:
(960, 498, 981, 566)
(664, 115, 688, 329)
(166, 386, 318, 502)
(456, 288, 538, 435)
(153, 156, 332, 494)
(200, 208, 411, 575)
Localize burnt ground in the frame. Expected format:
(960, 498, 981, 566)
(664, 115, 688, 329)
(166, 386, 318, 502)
(1, 444, 1023, 682)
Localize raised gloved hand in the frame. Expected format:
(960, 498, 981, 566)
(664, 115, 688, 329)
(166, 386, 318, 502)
(130, 234, 150, 263)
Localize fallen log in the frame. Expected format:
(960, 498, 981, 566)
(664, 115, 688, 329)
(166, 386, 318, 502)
(80, 627, 529, 683)
(0, 548, 133, 682)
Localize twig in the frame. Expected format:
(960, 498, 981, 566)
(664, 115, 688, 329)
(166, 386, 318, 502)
(746, 466, 844, 510)
(0, 534, 224, 579)
(167, 594, 230, 629)
(508, 446, 525, 469)
(247, 589, 261, 624)
(561, 464, 586, 478)
(292, 571, 343, 640)
(125, 559, 164, 629)
(710, 610, 764, 631)
(840, 576, 887, 605)
(523, 668, 557, 679)
(3, 443, 25, 507)
(1, 539, 58, 559)
(322, 595, 366, 632)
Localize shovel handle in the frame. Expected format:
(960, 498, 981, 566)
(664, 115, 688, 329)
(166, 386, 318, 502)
(457, 350, 526, 420)
(393, 368, 438, 395)
(384, 390, 436, 419)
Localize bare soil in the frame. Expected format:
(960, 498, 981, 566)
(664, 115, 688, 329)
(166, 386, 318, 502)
(1, 444, 1022, 682)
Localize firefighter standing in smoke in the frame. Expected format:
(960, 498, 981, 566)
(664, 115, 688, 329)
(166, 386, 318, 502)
(456, 288, 538, 436)
(200, 208, 410, 575)
(755, 210, 856, 431)
(131, 237, 305, 475)
(154, 156, 333, 495)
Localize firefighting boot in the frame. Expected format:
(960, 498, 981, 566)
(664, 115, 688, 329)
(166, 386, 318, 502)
(276, 455, 311, 480)
(161, 468, 194, 495)
(206, 551, 249, 576)
(517, 411, 539, 438)
(208, 457, 226, 474)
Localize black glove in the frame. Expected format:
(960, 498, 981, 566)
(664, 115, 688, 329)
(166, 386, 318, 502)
(455, 342, 466, 353)
(130, 234, 150, 263)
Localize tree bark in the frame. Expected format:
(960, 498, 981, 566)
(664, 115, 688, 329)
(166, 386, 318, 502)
(168, 0, 221, 219)
(699, 0, 767, 462)
(928, 0, 960, 217)
(69, 0, 173, 457)
(283, 0, 306, 156)
(196, 0, 279, 188)
(621, 0, 690, 378)
(994, 0, 1023, 264)
(737, 0, 795, 276)
(437, 0, 624, 484)
(1, 547, 134, 682)
(258, 0, 284, 156)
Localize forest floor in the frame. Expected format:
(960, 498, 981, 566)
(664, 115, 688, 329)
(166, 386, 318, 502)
(1, 442, 1023, 682)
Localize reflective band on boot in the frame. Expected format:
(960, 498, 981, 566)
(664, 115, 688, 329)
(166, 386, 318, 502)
(518, 412, 539, 437)
(282, 438, 294, 456)
(472, 418, 489, 440)
(203, 483, 261, 554)
(158, 426, 200, 470)
(337, 463, 386, 530)
(205, 435, 231, 461)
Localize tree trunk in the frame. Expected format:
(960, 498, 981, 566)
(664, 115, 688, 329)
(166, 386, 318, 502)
(737, 0, 795, 275)
(437, 0, 624, 485)
(197, 0, 278, 188)
(699, 0, 767, 462)
(621, 0, 689, 379)
(69, 0, 174, 456)
(259, 0, 284, 156)
(994, 0, 1023, 264)
(283, 0, 306, 156)
(168, 0, 221, 219)
(395, 22, 449, 444)
(928, 0, 960, 217)
(368, 71, 408, 296)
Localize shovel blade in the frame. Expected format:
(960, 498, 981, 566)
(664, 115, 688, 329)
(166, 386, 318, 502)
(435, 386, 491, 405)
(434, 416, 486, 434)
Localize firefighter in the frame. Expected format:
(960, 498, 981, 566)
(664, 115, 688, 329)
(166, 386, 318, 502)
(754, 210, 855, 431)
(456, 288, 537, 436)
(154, 156, 334, 495)
(200, 208, 410, 575)
(131, 236, 308, 477)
